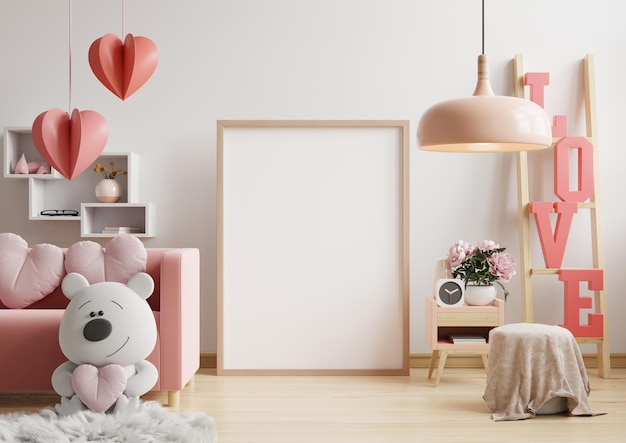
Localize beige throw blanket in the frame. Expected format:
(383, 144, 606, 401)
(483, 323, 600, 421)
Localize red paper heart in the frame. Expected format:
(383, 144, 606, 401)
(32, 108, 108, 181)
(89, 33, 158, 100)
(71, 364, 127, 413)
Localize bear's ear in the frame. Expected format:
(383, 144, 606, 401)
(61, 272, 90, 300)
(127, 272, 154, 300)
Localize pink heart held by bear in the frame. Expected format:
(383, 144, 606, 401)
(71, 364, 128, 413)
(31, 108, 109, 181)
(89, 33, 158, 100)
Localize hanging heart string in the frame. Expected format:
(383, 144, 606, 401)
(89, 0, 158, 101)
(68, 0, 72, 113)
(31, 0, 109, 181)
(122, 0, 125, 42)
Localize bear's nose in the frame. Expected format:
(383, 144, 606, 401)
(83, 318, 112, 342)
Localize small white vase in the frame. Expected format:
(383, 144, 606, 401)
(465, 284, 497, 306)
(95, 179, 122, 203)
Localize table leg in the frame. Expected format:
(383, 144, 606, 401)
(428, 350, 439, 379)
(433, 350, 448, 386)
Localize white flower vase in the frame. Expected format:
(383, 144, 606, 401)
(465, 284, 497, 306)
(95, 179, 122, 203)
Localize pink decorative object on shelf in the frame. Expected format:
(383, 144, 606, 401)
(13, 154, 28, 174)
(13, 154, 52, 175)
(36, 162, 51, 174)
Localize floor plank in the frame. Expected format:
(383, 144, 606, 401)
(1, 367, 624, 442)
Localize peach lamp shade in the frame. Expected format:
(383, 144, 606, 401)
(417, 54, 552, 152)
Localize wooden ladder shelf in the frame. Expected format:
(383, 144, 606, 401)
(513, 54, 610, 378)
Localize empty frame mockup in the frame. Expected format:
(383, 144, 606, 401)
(217, 120, 409, 375)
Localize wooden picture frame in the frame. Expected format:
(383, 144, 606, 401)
(217, 120, 410, 375)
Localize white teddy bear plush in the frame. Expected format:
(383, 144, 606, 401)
(52, 272, 158, 415)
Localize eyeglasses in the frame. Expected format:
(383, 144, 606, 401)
(40, 209, 79, 216)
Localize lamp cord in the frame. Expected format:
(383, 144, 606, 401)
(481, 0, 485, 55)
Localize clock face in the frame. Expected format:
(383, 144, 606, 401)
(436, 279, 464, 307)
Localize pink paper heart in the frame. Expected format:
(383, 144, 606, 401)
(89, 33, 158, 100)
(32, 108, 108, 181)
(0, 233, 65, 309)
(71, 364, 128, 413)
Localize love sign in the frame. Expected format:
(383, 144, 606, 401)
(524, 71, 604, 337)
(89, 33, 158, 100)
(32, 108, 109, 181)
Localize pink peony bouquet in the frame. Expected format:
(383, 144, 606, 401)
(446, 240, 516, 300)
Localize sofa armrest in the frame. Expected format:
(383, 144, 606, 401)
(158, 248, 200, 390)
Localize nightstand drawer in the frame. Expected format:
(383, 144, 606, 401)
(437, 311, 500, 327)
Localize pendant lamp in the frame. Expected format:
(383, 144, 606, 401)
(417, 1, 551, 152)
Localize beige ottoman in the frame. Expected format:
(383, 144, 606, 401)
(483, 323, 596, 421)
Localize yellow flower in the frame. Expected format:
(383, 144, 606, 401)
(94, 161, 126, 179)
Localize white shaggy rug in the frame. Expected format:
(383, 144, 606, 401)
(0, 401, 217, 442)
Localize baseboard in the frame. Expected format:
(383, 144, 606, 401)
(200, 353, 626, 370)
(411, 353, 626, 369)
(200, 353, 217, 369)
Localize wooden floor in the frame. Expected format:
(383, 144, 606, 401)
(1, 367, 624, 442)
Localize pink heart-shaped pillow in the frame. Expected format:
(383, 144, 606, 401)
(65, 235, 147, 284)
(32, 108, 108, 181)
(89, 33, 158, 100)
(0, 233, 65, 309)
(72, 364, 128, 413)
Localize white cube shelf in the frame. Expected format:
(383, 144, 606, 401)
(81, 203, 156, 238)
(29, 153, 138, 221)
(3, 126, 155, 237)
(3, 126, 61, 179)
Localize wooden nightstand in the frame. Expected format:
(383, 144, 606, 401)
(425, 297, 504, 386)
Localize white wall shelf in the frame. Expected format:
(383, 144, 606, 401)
(29, 152, 138, 221)
(3, 127, 155, 237)
(3, 126, 61, 179)
(81, 203, 156, 238)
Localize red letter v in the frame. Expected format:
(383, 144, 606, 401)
(529, 201, 578, 268)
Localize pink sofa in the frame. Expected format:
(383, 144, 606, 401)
(0, 247, 200, 408)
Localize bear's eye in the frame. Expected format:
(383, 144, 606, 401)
(89, 312, 96, 318)
(98, 310, 104, 316)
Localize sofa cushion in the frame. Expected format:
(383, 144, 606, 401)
(65, 235, 147, 284)
(0, 233, 65, 309)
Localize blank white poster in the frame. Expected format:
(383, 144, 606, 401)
(217, 121, 409, 374)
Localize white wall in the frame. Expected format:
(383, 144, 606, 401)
(1, 0, 625, 355)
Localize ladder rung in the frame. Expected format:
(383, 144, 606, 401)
(576, 337, 604, 344)
(523, 202, 596, 209)
(552, 136, 594, 144)
(530, 268, 560, 275)
(530, 268, 602, 275)
(578, 202, 596, 209)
